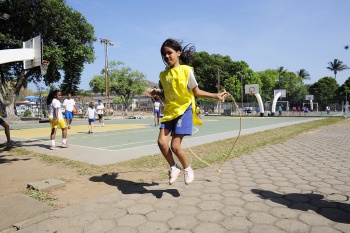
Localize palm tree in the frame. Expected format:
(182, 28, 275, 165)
(296, 69, 311, 81)
(327, 59, 349, 80)
(276, 66, 287, 82)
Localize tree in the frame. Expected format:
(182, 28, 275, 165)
(256, 69, 279, 101)
(89, 61, 148, 115)
(276, 66, 287, 82)
(309, 77, 339, 105)
(327, 59, 349, 79)
(336, 77, 350, 103)
(192, 52, 258, 103)
(296, 69, 310, 81)
(0, 0, 95, 118)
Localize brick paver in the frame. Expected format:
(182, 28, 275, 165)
(9, 119, 350, 232)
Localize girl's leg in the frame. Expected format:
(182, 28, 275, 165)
(50, 128, 57, 149)
(1, 122, 11, 143)
(50, 128, 57, 140)
(157, 128, 174, 166)
(62, 127, 67, 139)
(154, 114, 157, 126)
(171, 134, 194, 184)
(88, 122, 92, 132)
(91, 122, 94, 132)
(170, 134, 188, 168)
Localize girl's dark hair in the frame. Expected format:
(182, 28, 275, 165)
(47, 89, 59, 105)
(89, 101, 94, 109)
(160, 38, 196, 65)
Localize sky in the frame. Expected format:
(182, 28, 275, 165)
(32, 0, 350, 91)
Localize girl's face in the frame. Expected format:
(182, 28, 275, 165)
(55, 92, 62, 100)
(161, 46, 181, 68)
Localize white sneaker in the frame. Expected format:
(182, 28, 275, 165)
(169, 165, 181, 185)
(50, 146, 58, 150)
(184, 167, 194, 185)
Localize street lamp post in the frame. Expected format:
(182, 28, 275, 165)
(100, 38, 114, 117)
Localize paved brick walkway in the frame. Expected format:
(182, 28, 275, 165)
(10, 120, 350, 232)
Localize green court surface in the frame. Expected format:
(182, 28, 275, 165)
(9, 116, 323, 152)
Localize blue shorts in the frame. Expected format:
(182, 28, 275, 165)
(65, 111, 74, 120)
(0, 117, 5, 124)
(160, 105, 192, 135)
(154, 109, 160, 116)
(88, 118, 95, 123)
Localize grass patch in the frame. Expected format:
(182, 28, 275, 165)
(25, 190, 58, 207)
(10, 117, 347, 181)
(118, 117, 346, 171)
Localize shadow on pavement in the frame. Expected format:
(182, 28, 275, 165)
(252, 189, 350, 224)
(0, 154, 31, 164)
(90, 173, 180, 199)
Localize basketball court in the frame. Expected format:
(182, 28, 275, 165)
(3, 116, 323, 165)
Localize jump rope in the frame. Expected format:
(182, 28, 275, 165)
(151, 89, 242, 174)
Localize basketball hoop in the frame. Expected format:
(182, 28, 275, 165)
(40, 60, 50, 75)
(250, 91, 254, 95)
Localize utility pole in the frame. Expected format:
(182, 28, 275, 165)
(100, 38, 114, 117)
(217, 68, 220, 115)
(237, 72, 244, 111)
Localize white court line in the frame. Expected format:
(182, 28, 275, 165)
(102, 139, 156, 148)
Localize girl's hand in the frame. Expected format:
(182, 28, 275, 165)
(150, 88, 159, 96)
(54, 119, 58, 125)
(218, 90, 229, 103)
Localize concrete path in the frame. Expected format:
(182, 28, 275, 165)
(1, 119, 349, 232)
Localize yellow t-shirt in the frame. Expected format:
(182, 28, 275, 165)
(160, 65, 202, 125)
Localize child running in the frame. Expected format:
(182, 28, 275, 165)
(87, 101, 96, 134)
(47, 90, 68, 150)
(151, 38, 228, 185)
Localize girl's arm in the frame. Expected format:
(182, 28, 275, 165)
(54, 107, 59, 124)
(192, 86, 228, 102)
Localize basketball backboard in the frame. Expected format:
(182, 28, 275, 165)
(23, 35, 42, 69)
(305, 95, 314, 101)
(245, 84, 259, 94)
(274, 89, 286, 98)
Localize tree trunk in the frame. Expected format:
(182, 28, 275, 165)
(5, 96, 19, 119)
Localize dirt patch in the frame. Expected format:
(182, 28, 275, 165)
(0, 148, 161, 209)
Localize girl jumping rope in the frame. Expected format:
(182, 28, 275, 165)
(47, 90, 68, 150)
(151, 39, 228, 185)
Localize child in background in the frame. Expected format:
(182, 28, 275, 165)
(153, 96, 161, 126)
(87, 101, 96, 134)
(47, 90, 68, 150)
(96, 100, 105, 127)
(63, 93, 76, 129)
(151, 38, 228, 185)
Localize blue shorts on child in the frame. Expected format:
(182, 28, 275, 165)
(160, 105, 192, 135)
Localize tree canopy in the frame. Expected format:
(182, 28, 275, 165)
(89, 61, 148, 113)
(309, 77, 339, 105)
(0, 0, 96, 118)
